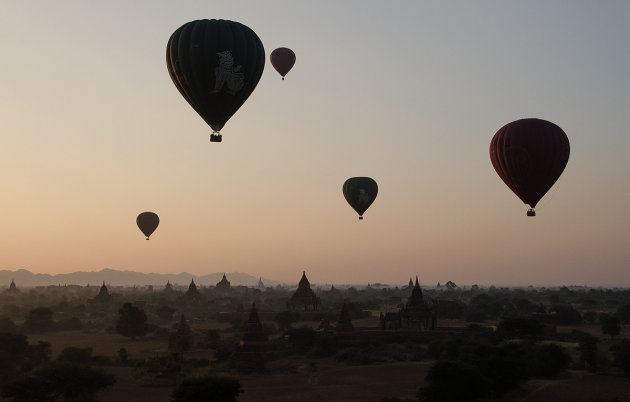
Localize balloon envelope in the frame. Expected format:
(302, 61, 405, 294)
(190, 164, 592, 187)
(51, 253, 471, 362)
(137, 212, 159, 240)
(490, 118, 570, 212)
(166, 19, 265, 138)
(343, 177, 378, 219)
(270, 47, 296, 79)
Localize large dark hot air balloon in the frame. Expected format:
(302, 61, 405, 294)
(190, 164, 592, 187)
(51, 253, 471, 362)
(490, 118, 570, 216)
(166, 19, 265, 142)
(343, 177, 378, 220)
(270, 47, 295, 80)
(137, 212, 159, 240)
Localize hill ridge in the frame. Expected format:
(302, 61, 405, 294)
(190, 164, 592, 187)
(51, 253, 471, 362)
(0, 268, 281, 288)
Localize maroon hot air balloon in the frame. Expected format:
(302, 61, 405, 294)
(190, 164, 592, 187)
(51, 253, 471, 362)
(270, 47, 296, 80)
(489, 118, 570, 216)
(137, 212, 159, 240)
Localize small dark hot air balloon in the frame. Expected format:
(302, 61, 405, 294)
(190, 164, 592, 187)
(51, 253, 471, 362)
(490, 118, 570, 217)
(166, 19, 265, 142)
(137, 212, 159, 240)
(270, 47, 296, 80)
(343, 177, 378, 220)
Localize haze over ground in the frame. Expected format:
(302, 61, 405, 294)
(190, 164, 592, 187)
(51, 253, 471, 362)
(1, 1, 629, 286)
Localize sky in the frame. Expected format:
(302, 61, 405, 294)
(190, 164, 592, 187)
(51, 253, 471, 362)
(1, 1, 629, 287)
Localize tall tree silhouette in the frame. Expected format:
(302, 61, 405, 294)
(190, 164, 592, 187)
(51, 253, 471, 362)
(116, 303, 147, 340)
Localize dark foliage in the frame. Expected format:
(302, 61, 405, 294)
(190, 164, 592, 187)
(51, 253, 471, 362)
(55, 317, 83, 331)
(424, 332, 571, 399)
(0, 375, 56, 402)
(601, 316, 621, 339)
(274, 310, 300, 331)
(418, 360, 490, 402)
(550, 304, 582, 326)
(25, 341, 52, 369)
(171, 375, 243, 402)
(0, 317, 16, 333)
(214, 344, 234, 362)
(577, 333, 600, 372)
(583, 311, 598, 324)
(616, 304, 630, 324)
(24, 307, 54, 333)
(1, 362, 115, 402)
(495, 317, 543, 340)
(460, 341, 528, 395)
(0, 333, 29, 381)
(156, 305, 176, 321)
(523, 343, 572, 378)
(613, 339, 630, 375)
(57, 347, 93, 364)
(285, 327, 317, 352)
(116, 302, 147, 340)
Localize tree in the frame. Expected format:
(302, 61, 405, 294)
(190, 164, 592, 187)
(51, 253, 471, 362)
(285, 327, 317, 352)
(601, 316, 621, 339)
(274, 310, 300, 331)
(0, 333, 29, 379)
(58, 347, 93, 364)
(583, 311, 598, 324)
(418, 360, 490, 402)
(616, 303, 630, 324)
(613, 339, 630, 375)
(0, 316, 16, 332)
(525, 343, 571, 378)
(172, 376, 243, 402)
(26, 341, 52, 368)
(550, 305, 582, 326)
(495, 317, 543, 340)
(0, 375, 56, 402)
(156, 305, 176, 321)
(24, 307, 54, 333)
(116, 303, 147, 340)
(2, 362, 115, 402)
(577, 334, 599, 372)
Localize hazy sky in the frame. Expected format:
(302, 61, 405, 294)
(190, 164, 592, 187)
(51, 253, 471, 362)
(1, 1, 629, 286)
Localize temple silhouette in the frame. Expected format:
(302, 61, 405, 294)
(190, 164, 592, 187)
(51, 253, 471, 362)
(380, 276, 436, 330)
(288, 271, 320, 311)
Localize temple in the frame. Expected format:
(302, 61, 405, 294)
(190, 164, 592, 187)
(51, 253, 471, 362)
(256, 277, 266, 292)
(335, 302, 354, 333)
(89, 281, 113, 307)
(169, 315, 193, 353)
(234, 303, 267, 372)
(5, 280, 19, 295)
(288, 271, 320, 311)
(216, 273, 231, 292)
(380, 276, 436, 330)
(182, 279, 201, 302)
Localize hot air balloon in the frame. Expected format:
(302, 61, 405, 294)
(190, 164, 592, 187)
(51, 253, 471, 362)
(343, 177, 378, 220)
(489, 118, 570, 216)
(137, 212, 159, 240)
(270, 47, 296, 80)
(166, 19, 265, 142)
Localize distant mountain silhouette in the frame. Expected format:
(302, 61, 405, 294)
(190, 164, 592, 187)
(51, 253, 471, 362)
(0, 268, 281, 288)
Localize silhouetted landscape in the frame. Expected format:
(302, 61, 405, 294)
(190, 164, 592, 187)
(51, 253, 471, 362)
(3, 1, 630, 401)
(0, 269, 281, 288)
(1, 270, 629, 401)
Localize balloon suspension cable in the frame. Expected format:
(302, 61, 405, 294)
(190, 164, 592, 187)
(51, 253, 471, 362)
(527, 208, 536, 217)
